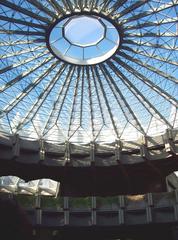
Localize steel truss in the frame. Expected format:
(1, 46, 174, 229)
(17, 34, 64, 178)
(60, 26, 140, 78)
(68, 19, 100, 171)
(0, 0, 177, 144)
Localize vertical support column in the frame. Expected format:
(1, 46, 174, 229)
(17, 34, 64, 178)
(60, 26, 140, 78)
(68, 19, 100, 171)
(115, 139, 122, 161)
(64, 196, 69, 225)
(65, 141, 70, 164)
(36, 195, 42, 225)
(90, 141, 95, 164)
(91, 196, 96, 225)
(12, 134, 20, 158)
(146, 193, 153, 223)
(140, 135, 149, 160)
(116, 140, 129, 192)
(39, 139, 45, 161)
(118, 195, 125, 225)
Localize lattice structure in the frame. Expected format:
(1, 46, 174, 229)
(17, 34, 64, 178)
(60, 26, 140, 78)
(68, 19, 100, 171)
(0, 0, 177, 144)
(0, 3, 178, 238)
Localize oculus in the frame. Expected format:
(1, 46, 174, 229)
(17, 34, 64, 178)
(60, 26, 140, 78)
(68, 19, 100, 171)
(48, 15, 120, 65)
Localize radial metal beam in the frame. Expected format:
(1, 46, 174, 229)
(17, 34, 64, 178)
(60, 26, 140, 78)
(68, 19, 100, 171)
(123, 39, 178, 52)
(89, 0, 96, 10)
(55, 66, 76, 124)
(0, 45, 46, 60)
(43, 65, 74, 134)
(100, 63, 146, 134)
(123, 1, 178, 24)
(114, 53, 178, 107)
(26, 0, 57, 19)
(118, 51, 178, 84)
(108, 0, 128, 16)
(93, 65, 119, 138)
(90, 66, 106, 125)
(79, 66, 85, 126)
(125, 17, 178, 30)
(0, 0, 51, 24)
(2, 60, 58, 114)
(46, 0, 66, 15)
(100, 0, 111, 12)
(45, 0, 61, 14)
(125, 32, 178, 38)
(0, 65, 13, 75)
(86, 66, 95, 140)
(0, 38, 45, 47)
(16, 63, 65, 131)
(0, 50, 50, 75)
(122, 45, 178, 67)
(84, 0, 89, 9)
(76, 0, 83, 10)
(41, 65, 69, 135)
(0, 29, 45, 36)
(108, 60, 173, 129)
(67, 66, 81, 138)
(116, 0, 148, 19)
(0, 15, 47, 30)
(0, 54, 53, 93)
(61, 0, 74, 12)
(90, 0, 100, 11)
(73, 0, 79, 9)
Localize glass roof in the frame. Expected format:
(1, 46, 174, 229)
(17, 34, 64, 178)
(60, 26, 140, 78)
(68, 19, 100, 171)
(0, 0, 177, 144)
(49, 15, 120, 64)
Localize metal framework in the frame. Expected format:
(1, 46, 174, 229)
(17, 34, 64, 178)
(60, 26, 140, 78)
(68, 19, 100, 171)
(0, 3, 178, 238)
(0, 0, 177, 145)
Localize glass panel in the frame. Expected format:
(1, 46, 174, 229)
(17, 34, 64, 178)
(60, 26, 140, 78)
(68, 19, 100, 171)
(106, 28, 120, 44)
(49, 27, 63, 43)
(84, 45, 102, 59)
(97, 38, 116, 53)
(51, 38, 70, 55)
(65, 45, 83, 60)
(64, 16, 105, 47)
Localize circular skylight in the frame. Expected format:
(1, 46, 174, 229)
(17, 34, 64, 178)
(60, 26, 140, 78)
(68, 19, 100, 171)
(48, 15, 120, 65)
(64, 16, 105, 47)
(0, 0, 177, 144)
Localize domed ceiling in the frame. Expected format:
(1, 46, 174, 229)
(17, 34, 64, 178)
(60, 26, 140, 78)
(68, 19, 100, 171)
(0, 0, 177, 144)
